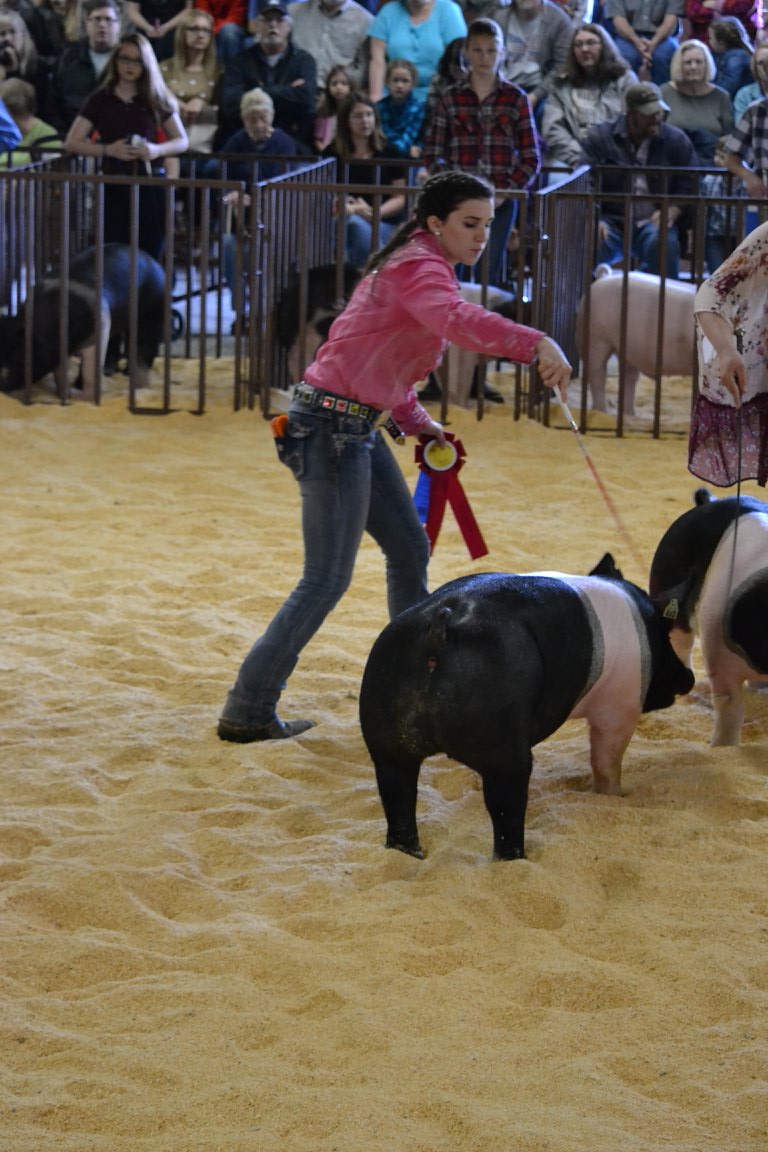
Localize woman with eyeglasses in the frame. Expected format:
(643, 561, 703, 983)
(125, 0, 193, 62)
(541, 23, 636, 171)
(160, 7, 221, 152)
(64, 32, 188, 260)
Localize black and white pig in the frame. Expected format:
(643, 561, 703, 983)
(649, 488, 768, 747)
(0, 243, 165, 399)
(359, 555, 694, 861)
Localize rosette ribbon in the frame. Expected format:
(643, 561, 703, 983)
(414, 431, 488, 559)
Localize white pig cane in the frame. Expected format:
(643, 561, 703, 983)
(556, 394, 646, 573)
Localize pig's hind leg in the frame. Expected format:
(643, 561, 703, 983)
(373, 755, 425, 859)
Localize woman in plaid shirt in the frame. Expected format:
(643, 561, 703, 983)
(422, 17, 540, 285)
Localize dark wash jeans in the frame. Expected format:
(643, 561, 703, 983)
(221, 406, 431, 726)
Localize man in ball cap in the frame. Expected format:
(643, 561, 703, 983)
(220, 0, 316, 148)
(580, 81, 700, 278)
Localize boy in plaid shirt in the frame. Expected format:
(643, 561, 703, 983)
(422, 17, 540, 284)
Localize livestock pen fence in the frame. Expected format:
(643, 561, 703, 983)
(0, 156, 761, 434)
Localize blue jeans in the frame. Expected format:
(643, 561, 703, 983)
(221, 409, 430, 725)
(612, 34, 678, 85)
(215, 21, 247, 61)
(598, 217, 681, 279)
(346, 216, 398, 269)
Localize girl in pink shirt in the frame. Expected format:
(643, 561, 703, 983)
(218, 171, 572, 743)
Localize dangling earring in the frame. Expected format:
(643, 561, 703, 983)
(434, 229, 442, 237)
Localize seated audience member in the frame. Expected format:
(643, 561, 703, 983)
(685, 0, 759, 48)
(0, 76, 59, 165)
(580, 81, 700, 278)
(542, 22, 636, 170)
(367, 0, 468, 107)
(605, 0, 683, 86)
(660, 38, 733, 162)
(31, 0, 81, 65)
(125, 0, 192, 62)
(423, 17, 540, 283)
(220, 0, 316, 150)
(0, 9, 50, 113)
(323, 92, 406, 268)
(161, 7, 220, 153)
(422, 34, 466, 127)
(721, 90, 768, 198)
(64, 32, 188, 261)
(0, 89, 22, 150)
(195, 0, 247, 61)
(287, 0, 372, 91)
(700, 135, 743, 273)
(493, 0, 573, 115)
(313, 62, 351, 152)
(213, 87, 298, 320)
(47, 0, 121, 132)
(709, 15, 753, 98)
(377, 57, 424, 156)
(734, 38, 768, 121)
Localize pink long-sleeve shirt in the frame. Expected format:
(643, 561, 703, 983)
(304, 229, 545, 437)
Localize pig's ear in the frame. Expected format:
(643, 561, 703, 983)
(589, 552, 623, 580)
(694, 486, 714, 506)
(653, 574, 696, 630)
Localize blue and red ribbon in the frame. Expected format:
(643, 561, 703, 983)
(414, 431, 488, 560)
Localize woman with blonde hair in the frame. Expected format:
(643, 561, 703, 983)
(160, 7, 220, 154)
(65, 32, 188, 259)
(0, 9, 49, 112)
(660, 39, 733, 163)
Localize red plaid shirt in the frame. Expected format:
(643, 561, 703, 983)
(422, 78, 540, 191)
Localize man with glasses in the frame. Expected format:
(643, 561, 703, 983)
(47, 0, 121, 131)
(221, 0, 316, 149)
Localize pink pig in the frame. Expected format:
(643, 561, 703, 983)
(577, 268, 697, 415)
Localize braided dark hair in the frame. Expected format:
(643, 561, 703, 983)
(366, 170, 494, 275)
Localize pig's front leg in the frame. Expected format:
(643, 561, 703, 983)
(710, 685, 745, 746)
(588, 719, 632, 795)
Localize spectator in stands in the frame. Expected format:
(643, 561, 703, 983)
(493, 0, 573, 115)
(0, 89, 21, 148)
(287, 0, 372, 91)
(709, 15, 753, 99)
(125, 0, 192, 62)
(313, 62, 351, 152)
(422, 17, 540, 283)
(580, 81, 700, 277)
(700, 135, 743, 272)
(377, 57, 424, 156)
(721, 90, 768, 197)
(47, 0, 122, 133)
(161, 7, 220, 153)
(214, 87, 297, 321)
(685, 0, 759, 48)
(541, 22, 635, 170)
(0, 9, 49, 113)
(606, 0, 683, 86)
(0, 76, 59, 165)
(367, 0, 467, 107)
(422, 34, 466, 126)
(64, 32, 188, 260)
(734, 38, 768, 121)
(220, 0, 316, 150)
(196, 0, 247, 61)
(660, 39, 733, 162)
(323, 92, 407, 268)
(33, 0, 82, 64)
